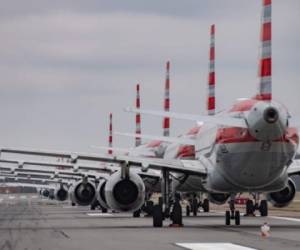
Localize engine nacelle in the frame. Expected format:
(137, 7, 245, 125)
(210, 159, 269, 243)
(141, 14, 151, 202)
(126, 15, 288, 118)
(69, 180, 96, 206)
(55, 186, 69, 201)
(96, 179, 110, 209)
(105, 170, 145, 212)
(208, 192, 229, 205)
(42, 189, 50, 197)
(267, 178, 296, 208)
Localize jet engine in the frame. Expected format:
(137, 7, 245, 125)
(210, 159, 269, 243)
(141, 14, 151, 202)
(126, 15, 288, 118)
(42, 189, 50, 198)
(69, 178, 96, 206)
(267, 178, 296, 207)
(54, 185, 69, 201)
(208, 192, 229, 205)
(96, 179, 110, 209)
(104, 170, 145, 212)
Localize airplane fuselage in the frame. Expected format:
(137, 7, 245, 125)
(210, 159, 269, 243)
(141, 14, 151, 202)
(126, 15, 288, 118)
(167, 99, 299, 194)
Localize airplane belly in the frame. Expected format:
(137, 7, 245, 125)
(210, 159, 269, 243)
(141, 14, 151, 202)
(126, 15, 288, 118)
(211, 141, 295, 191)
(172, 174, 206, 192)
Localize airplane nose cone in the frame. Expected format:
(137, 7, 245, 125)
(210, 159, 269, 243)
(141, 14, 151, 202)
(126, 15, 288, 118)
(264, 107, 278, 124)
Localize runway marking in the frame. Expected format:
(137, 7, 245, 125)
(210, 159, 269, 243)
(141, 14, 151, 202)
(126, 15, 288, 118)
(269, 216, 300, 223)
(87, 213, 114, 217)
(176, 243, 256, 250)
(20, 195, 27, 199)
(8, 196, 15, 200)
(31, 195, 38, 199)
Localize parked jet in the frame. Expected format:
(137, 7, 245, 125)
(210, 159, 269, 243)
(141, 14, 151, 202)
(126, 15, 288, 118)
(0, 0, 299, 227)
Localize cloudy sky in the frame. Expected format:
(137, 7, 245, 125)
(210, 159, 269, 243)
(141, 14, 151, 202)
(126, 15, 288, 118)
(0, 0, 299, 153)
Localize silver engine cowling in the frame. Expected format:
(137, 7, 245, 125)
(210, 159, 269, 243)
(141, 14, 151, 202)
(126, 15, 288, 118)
(55, 186, 69, 201)
(267, 178, 296, 207)
(105, 170, 145, 212)
(70, 180, 96, 206)
(96, 179, 109, 209)
(208, 193, 230, 205)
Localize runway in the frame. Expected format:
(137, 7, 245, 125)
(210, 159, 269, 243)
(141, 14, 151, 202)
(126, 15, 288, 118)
(1, 194, 300, 250)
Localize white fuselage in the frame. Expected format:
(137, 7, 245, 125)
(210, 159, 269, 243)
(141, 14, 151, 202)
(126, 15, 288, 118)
(166, 99, 299, 194)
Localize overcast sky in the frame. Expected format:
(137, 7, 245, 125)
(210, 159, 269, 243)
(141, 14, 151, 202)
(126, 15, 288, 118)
(0, 0, 299, 153)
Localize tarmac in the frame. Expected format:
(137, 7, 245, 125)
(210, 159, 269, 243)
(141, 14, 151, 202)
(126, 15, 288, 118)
(1, 194, 300, 250)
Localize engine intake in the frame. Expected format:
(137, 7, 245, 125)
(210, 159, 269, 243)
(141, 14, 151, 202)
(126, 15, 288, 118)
(105, 170, 145, 212)
(55, 186, 69, 201)
(42, 189, 50, 197)
(70, 180, 96, 206)
(267, 178, 296, 208)
(208, 193, 229, 205)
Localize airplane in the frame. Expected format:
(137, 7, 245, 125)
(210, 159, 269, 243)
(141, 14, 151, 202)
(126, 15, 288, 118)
(1, 0, 299, 227)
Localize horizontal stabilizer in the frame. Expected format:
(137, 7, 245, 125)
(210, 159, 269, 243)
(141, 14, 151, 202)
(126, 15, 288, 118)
(115, 132, 196, 146)
(124, 108, 248, 128)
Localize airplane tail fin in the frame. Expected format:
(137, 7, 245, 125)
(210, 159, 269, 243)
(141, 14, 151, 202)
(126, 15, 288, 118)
(163, 61, 170, 137)
(135, 84, 142, 147)
(108, 113, 113, 154)
(256, 0, 272, 101)
(207, 24, 216, 115)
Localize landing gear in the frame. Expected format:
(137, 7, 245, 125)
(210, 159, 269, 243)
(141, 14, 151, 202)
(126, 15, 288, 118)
(100, 205, 108, 213)
(143, 200, 154, 217)
(235, 211, 240, 225)
(245, 193, 268, 217)
(153, 204, 163, 227)
(245, 199, 255, 216)
(225, 211, 230, 225)
(202, 198, 210, 212)
(259, 200, 268, 217)
(71, 202, 76, 206)
(192, 196, 198, 216)
(225, 194, 240, 226)
(186, 205, 191, 217)
(170, 194, 183, 227)
(133, 209, 141, 218)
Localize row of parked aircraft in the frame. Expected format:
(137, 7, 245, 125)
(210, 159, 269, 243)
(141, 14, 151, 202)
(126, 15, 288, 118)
(1, 0, 300, 227)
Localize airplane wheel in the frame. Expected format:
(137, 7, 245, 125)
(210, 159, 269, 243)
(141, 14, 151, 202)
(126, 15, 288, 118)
(153, 205, 163, 227)
(90, 205, 96, 210)
(246, 199, 254, 215)
(171, 201, 183, 226)
(192, 198, 198, 216)
(144, 200, 154, 216)
(71, 202, 76, 206)
(235, 211, 240, 225)
(101, 207, 108, 213)
(133, 209, 141, 218)
(202, 199, 209, 212)
(259, 200, 268, 217)
(225, 211, 231, 225)
(186, 205, 190, 217)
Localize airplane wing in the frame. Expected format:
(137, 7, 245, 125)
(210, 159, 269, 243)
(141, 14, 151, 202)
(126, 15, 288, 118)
(287, 160, 300, 176)
(115, 132, 196, 145)
(124, 107, 248, 128)
(0, 147, 208, 176)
